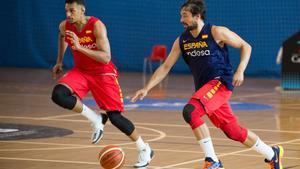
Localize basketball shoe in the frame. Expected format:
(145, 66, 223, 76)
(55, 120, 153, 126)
(203, 157, 224, 169)
(134, 143, 154, 168)
(91, 113, 108, 144)
(265, 145, 284, 169)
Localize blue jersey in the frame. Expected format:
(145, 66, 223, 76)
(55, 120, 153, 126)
(179, 23, 234, 91)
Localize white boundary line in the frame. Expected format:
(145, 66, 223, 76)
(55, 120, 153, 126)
(0, 115, 299, 168)
(0, 157, 99, 165)
(0, 144, 299, 168)
(0, 156, 192, 169)
(157, 138, 300, 168)
(0, 115, 300, 134)
(0, 125, 166, 152)
(40, 113, 82, 119)
(231, 92, 276, 99)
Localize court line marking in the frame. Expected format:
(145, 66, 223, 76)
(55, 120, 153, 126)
(275, 107, 300, 110)
(0, 115, 91, 123)
(0, 126, 166, 151)
(0, 120, 298, 167)
(231, 92, 276, 99)
(40, 92, 280, 119)
(0, 157, 99, 165)
(41, 106, 135, 119)
(1, 115, 300, 134)
(0, 156, 192, 169)
(0, 140, 88, 147)
(136, 126, 166, 142)
(0, 93, 50, 97)
(1, 130, 299, 154)
(0, 91, 277, 98)
(0, 143, 299, 169)
(1, 142, 298, 161)
(1, 135, 299, 152)
(40, 113, 82, 119)
(73, 130, 300, 145)
(0, 78, 296, 168)
(0, 145, 97, 151)
(157, 138, 300, 168)
(0, 153, 300, 169)
(231, 153, 300, 160)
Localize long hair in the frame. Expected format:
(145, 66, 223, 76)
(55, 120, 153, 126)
(181, 0, 206, 20)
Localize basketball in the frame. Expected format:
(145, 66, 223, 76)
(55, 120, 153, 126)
(98, 145, 125, 169)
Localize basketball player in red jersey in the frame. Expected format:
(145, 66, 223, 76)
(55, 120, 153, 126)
(51, 0, 153, 167)
(132, 0, 283, 168)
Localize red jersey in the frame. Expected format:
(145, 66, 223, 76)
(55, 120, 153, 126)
(65, 16, 118, 75)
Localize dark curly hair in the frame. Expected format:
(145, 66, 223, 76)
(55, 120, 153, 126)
(181, 0, 206, 20)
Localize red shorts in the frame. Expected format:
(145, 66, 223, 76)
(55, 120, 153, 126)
(189, 79, 237, 128)
(58, 68, 124, 112)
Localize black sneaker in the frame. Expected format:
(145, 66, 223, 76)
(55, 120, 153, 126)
(265, 145, 284, 169)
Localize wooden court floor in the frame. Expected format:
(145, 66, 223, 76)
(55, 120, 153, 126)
(0, 68, 299, 169)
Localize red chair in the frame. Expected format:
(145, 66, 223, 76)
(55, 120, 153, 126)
(143, 45, 167, 86)
(143, 45, 167, 74)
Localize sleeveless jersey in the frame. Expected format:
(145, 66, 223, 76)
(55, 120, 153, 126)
(65, 16, 118, 75)
(179, 23, 234, 91)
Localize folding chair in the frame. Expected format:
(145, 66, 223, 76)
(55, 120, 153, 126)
(143, 45, 167, 86)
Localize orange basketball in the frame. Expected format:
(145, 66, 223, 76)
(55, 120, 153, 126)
(98, 145, 125, 169)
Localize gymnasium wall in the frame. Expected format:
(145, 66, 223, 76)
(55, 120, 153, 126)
(0, 0, 299, 77)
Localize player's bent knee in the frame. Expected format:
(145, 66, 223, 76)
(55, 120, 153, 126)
(221, 122, 247, 143)
(51, 84, 76, 110)
(182, 104, 195, 124)
(107, 111, 135, 136)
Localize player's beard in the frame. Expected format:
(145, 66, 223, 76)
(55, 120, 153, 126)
(186, 21, 198, 31)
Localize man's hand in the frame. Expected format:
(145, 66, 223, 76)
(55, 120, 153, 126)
(52, 63, 63, 79)
(232, 71, 244, 87)
(130, 88, 148, 103)
(66, 30, 81, 50)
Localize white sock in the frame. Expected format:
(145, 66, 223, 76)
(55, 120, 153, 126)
(135, 136, 147, 150)
(198, 137, 219, 162)
(81, 104, 103, 128)
(251, 137, 274, 161)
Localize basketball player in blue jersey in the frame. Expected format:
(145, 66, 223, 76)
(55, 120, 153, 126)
(131, 0, 283, 168)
